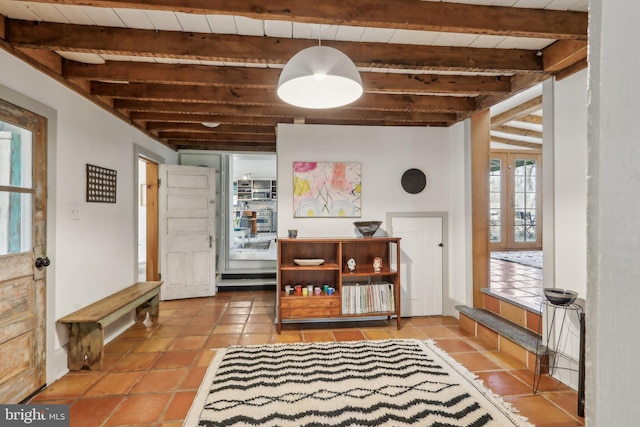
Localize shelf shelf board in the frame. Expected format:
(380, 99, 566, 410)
(280, 262, 340, 271)
(342, 269, 398, 277)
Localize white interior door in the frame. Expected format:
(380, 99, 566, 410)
(160, 165, 216, 300)
(391, 216, 443, 317)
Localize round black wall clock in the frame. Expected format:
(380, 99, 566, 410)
(401, 168, 427, 194)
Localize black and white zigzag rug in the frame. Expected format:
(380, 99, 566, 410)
(184, 339, 533, 427)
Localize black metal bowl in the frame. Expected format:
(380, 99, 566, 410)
(543, 288, 578, 306)
(353, 221, 382, 238)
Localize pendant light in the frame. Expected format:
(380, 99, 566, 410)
(277, 45, 363, 109)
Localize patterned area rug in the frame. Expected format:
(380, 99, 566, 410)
(184, 339, 533, 427)
(490, 251, 543, 269)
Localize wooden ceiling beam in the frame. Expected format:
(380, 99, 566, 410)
(63, 60, 512, 95)
(132, 112, 447, 128)
(470, 73, 549, 116)
(169, 141, 275, 152)
(490, 135, 542, 149)
(490, 96, 543, 127)
(90, 82, 475, 113)
(542, 40, 588, 72)
(131, 112, 291, 125)
(6, 20, 543, 73)
(159, 132, 275, 142)
(147, 123, 275, 133)
(514, 114, 543, 125)
(492, 125, 542, 139)
(23, 0, 587, 40)
(115, 99, 460, 123)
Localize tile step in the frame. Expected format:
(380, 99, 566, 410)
(456, 305, 541, 353)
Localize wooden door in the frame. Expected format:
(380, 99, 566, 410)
(390, 215, 443, 316)
(0, 99, 47, 403)
(159, 165, 216, 300)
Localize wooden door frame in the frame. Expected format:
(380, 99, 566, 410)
(134, 146, 164, 283)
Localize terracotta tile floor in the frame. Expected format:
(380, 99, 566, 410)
(491, 256, 545, 312)
(30, 290, 584, 427)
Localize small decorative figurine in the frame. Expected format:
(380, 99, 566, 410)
(373, 257, 382, 273)
(347, 258, 356, 272)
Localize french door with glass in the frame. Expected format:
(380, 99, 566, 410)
(490, 151, 542, 250)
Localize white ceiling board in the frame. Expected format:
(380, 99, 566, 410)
(244, 62, 268, 68)
(114, 8, 154, 30)
(264, 20, 292, 38)
(205, 15, 237, 34)
(546, 0, 588, 11)
(25, 3, 72, 22)
(491, 0, 519, 5)
(469, 34, 508, 48)
(80, 6, 126, 27)
(334, 26, 367, 42)
(234, 16, 264, 36)
(467, 0, 501, 4)
(359, 27, 396, 43)
(0, 1, 38, 20)
(57, 51, 105, 64)
(432, 32, 479, 47)
(495, 37, 551, 50)
(175, 12, 212, 33)
(100, 54, 155, 63)
(52, 5, 95, 25)
(200, 60, 227, 66)
(490, 84, 542, 115)
(144, 10, 182, 31)
(512, 0, 553, 7)
(292, 22, 316, 39)
(314, 25, 340, 41)
(388, 29, 416, 44)
(409, 31, 442, 45)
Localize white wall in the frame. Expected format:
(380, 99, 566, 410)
(0, 49, 178, 382)
(553, 69, 588, 298)
(587, 1, 640, 424)
(276, 123, 470, 310)
(232, 153, 276, 180)
(540, 71, 589, 389)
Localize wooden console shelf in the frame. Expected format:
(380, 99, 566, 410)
(277, 237, 401, 333)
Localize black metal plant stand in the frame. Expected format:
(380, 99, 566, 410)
(533, 300, 585, 417)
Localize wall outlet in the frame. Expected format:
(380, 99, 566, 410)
(69, 203, 81, 220)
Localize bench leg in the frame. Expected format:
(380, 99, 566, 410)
(148, 294, 160, 322)
(68, 323, 104, 371)
(135, 294, 160, 323)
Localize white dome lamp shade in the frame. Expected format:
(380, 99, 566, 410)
(277, 46, 363, 109)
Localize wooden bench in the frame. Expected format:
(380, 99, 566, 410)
(57, 281, 163, 371)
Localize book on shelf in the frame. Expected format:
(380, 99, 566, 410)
(341, 282, 394, 314)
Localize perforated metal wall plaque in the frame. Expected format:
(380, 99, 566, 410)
(86, 164, 117, 203)
(401, 168, 427, 194)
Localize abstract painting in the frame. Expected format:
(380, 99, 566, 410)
(293, 161, 361, 217)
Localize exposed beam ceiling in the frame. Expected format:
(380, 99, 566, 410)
(0, 1, 588, 151)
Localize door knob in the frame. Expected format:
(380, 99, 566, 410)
(35, 257, 50, 269)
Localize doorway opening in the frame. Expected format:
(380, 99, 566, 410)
(486, 86, 544, 311)
(228, 154, 277, 264)
(137, 157, 159, 281)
